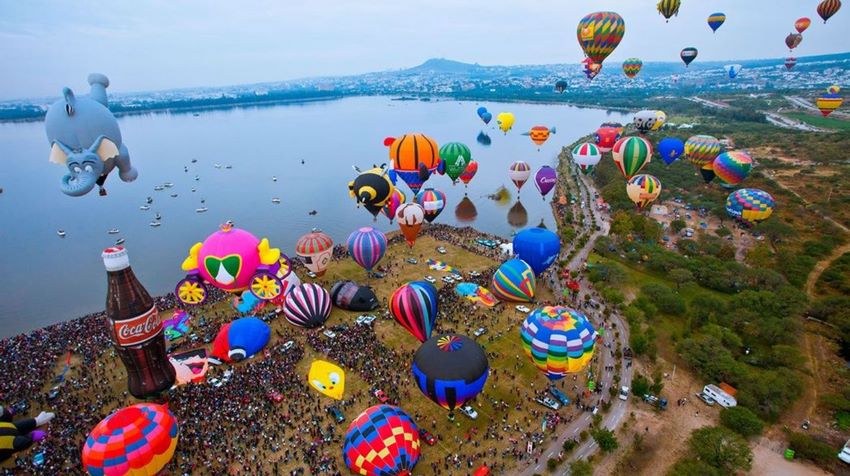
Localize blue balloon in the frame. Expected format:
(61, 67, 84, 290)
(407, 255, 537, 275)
(512, 228, 561, 276)
(477, 131, 492, 146)
(228, 317, 270, 361)
(481, 112, 492, 124)
(234, 291, 261, 314)
(657, 138, 685, 165)
(476, 106, 487, 118)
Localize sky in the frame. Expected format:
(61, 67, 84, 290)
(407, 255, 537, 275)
(0, 0, 847, 100)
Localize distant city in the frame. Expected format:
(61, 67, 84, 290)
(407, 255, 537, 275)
(2, 52, 848, 122)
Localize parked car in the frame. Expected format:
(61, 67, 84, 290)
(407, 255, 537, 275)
(330, 324, 349, 333)
(210, 378, 223, 388)
(473, 327, 488, 337)
(459, 405, 478, 420)
(469, 271, 481, 277)
(534, 397, 560, 410)
(549, 387, 570, 406)
(46, 386, 61, 401)
(696, 392, 716, 406)
(406, 258, 418, 264)
(515, 305, 531, 313)
(418, 429, 437, 446)
(306, 271, 317, 278)
(424, 276, 437, 284)
(327, 406, 345, 424)
(355, 315, 377, 326)
(373, 389, 389, 404)
(839, 439, 850, 464)
(436, 246, 447, 254)
(280, 340, 295, 352)
(618, 386, 630, 401)
(323, 329, 337, 339)
(441, 276, 454, 284)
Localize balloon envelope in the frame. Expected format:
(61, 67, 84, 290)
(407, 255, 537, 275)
(496, 112, 515, 133)
(612, 136, 652, 179)
(390, 281, 439, 342)
(388, 133, 440, 194)
(309, 360, 345, 400)
(508, 161, 532, 192)
(412, 334, 489, 411)
(330, 280, 379, 311)
(343, 405, 420, 476)
(491, 258, 536, 302)
(520, 306, 597, 380)
(626, 174, 662, 209)
(295, 229, 334, 277)
(795, 17, 811, 33)
(707, 12, 726, 32)
(440, 142, 472, 182)
(572, 142, 602, 174)
(594, 126, 621, 153)
(680, 47, 698, 67)
(726, 189, 775, 226)
(513, 228, 561, 275)
(414, 188, 447, 223)
(284, 283, 332, 329)
(397, 203, 425, 246)
(622, 58, 643, 78)
(685, 135, 722, 167)
(534, 166, 557, 198)
(657, 137, 685, 165)
(713, 151, 753, 185)
(347, 227, 387, 272)
(577, 11, 625, 65)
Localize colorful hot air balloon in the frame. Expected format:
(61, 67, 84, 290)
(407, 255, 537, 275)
(480, 111, 492, 125)
(657, 0, 681, 22)
(397, 203, 425, 247)
(508, 161, 532, 193)
(459, 160, 478, 187)
(284, 283, 331, 329)
(295, 229, 333, 277)
(713, 151, 753, 185)
(387, 133, 440, 194)
(817, 86, 843, 117)
(581, 58, 603, 80)
(786, 33, 803, 51)
(390, 281, 438, 343)
(412, 334, 489, 412)
(513, 228, 561, 275)
(626, 174, 662, 209)
(726, 189, 775, 226)
(652, 111, 667, 131)
(210, 317, 271, 363)
(534, 166, 557, 199)
(699, 163, 716, 184)
(785, 57, 798, 70)
(414, 188, 446, 223)
(343, 405, 420, 476)
(633, 110, 665, 134)
(491, 258, 536, 302)
(680, 47, 698, 67)
(440, 142, 472, 183)
(554, 80, 568, 93)
(657, 137, 685, 165)
(612, 136, 652, 180)
(576, 11, 625, 67)
(381, 188, 406, 224)
(496, 112, 515, 134)
(685, 135, 722, 167)
(349, 166, 395, 218)
(795, 17, 811, 33)
(707, 12, 726, 33)
(526, 126, 554, 149)
(571, 142, 602, 174)
(622, 58, 643, 79)
(594, 126, 621, 153)
(347, 227, 387, 273)
(309, 360, 346, 400)
(520, 306, 597, 380)
(818, 0, 841, 23)
(82, 404, 178, 476)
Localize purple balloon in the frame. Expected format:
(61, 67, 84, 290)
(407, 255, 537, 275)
(534, 166, 557, 199)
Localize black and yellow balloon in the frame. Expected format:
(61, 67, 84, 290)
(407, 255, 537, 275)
(349, 166, 395, 218)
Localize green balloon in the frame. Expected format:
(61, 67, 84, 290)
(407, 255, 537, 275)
(439, 142, 472, 182)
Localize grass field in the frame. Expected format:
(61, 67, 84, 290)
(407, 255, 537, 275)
(783, 112, 850, 131)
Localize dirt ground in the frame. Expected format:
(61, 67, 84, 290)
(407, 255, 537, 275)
(648, 199, 755, 261)
(750, 438, 832, 476)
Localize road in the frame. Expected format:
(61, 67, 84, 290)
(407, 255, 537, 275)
(518, 166, 632, 476)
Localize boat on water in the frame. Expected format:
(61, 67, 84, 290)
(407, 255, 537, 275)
(193, 113, 199, 117)
(140, 205, 151, 211)
(155, 213, 162, 220)
(146, 196, 153, 204)
(194, 175, 200, 181)
(191, 159, 198, 163)
(115, 238, 125, 245)
(163, 182, 174, 188)
(225, 165, 233, 169)
(191, 188, 196, 192)
(272, 176, 277, 182)
(170, 193, 178, 198)
(149, 222, 161, 227)
(214, 164, 222, 169)
(57, 230, 66, 237)
(271, 198, 281, 204)
(107, 229, 120, 235)
(196, 207, 209, 213)
(154, 185, 164, 191)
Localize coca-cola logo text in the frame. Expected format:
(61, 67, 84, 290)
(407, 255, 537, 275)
(112, 307, 162, 347)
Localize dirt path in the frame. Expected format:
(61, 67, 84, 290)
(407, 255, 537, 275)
(805, 241, 850, 297)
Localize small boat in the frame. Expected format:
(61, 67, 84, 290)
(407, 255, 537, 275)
(191, 159, 198, 163)
(146, 196, 153, 204)
(271, 198, 281, 204)
(214, 164, 222, 169)
(194, 175, 200, 181)
(154, 186, 164, 191)
(170, 193, 178, 198)
(140, 205, 151, 211)
(163, 182, 174, 188)
(149, 222, 161, 227)
(272, 176, 277, 182)
(155, 213, 161, 220)
(57, 230, 66, 237)
(225, 165, 233, 169)
(193, 113, 200, 117)
(191, 188, 196, 192)
(184, 167, 188, 172)
(200, 199, 206, 204)
(115, 238, 125, 245)
(107, 229, 120, 235)
(308, 210, 318, 216)
(196, 207, 208, 213)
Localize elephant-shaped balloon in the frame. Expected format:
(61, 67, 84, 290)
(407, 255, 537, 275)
(45, 73, 137, 197)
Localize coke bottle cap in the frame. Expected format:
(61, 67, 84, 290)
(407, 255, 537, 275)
(102, 246, 130, 271)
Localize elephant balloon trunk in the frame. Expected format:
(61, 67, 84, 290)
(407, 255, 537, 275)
(61, 170, 99, 197)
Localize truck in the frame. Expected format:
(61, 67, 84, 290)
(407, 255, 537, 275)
(642, 394, 668, 410)
(702, 384, 737, 408)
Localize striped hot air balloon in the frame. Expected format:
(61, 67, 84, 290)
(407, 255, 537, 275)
(685, 135, 722, 167)
(387, 133, 440, 194)
(680, 47, 698, 67)
(713, 151, 753, 185)
(295, 229, 333, 277)
(439, 142, 471, 183)
(347, 227, 387, 273)
(82, 403, 179, 476)
(622, 58, 643, 79)
(284, 283, 331, 329)
(657, 0, 681, 22)
(726, 189, 775, 227)
(612, 136, 653, 180)
(491, 258, 536, 302)
(343, 405, 421, 476)
(520, 306, 597, 380)
(817, 86, 843, 117)
(576, 11, 625, 67)
(572, 142, 602, 175)
(508, 161, 532, 193)
(817, 0, 841, 23)
(390, 281, 438, 343)
(381, 188, 406, 224)
(459, 160, 478, 186)
(626, 174, 662, 209)
(414, 188, 446, 223)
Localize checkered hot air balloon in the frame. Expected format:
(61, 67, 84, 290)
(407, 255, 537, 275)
(612, 136, 652, 180)
(82, 403, 179, 476)
(412, 334, 489, 412)
(284, 283, 331, 329)
(713, 151, 753, 185)
(726, 188, 775, 227)
(576, 11, 625, 67)
(685, 135, 722, 167)
(342, 405, 420, 476)
(520, 306, 597, 381)
(347, 227, 387, 273)
(626, 174, 662, 209)
(491, 258, 536, 302)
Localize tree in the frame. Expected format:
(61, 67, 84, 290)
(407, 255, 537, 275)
(670, 218, 687, 234)
(641, 283, 687, 316)
(569, 460, 593, 476)
(688, 427, 752, 472)
(667, 459, 725, 476)
(720, 406, 764, 438)
(631, 374, 650, 396)
(754, 219, 794, 248)
(669, 268, 695, 290)
(591, 428, 619, 453)
(610, 211, 634, 236)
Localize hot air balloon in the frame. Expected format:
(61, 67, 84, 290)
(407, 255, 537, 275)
(513, 228, 561, 275)
(699, 163, 716, 184)
(633, 110, 664, 134)
(534, 166, 557, 199)
(520, 306, 597, 380)
(581, 58, 603, 80)
(795, 17, 811, 33)
(210, 317, 271, 363)
(626, 174, 662, 209)
(622, 58, 643, 79)
(459, 160, 478, 187)
(440, 142, 472, 183)
(612, 136, 653, 180)
(786, 33, 803, 51)
(343, 405, 420, 476)
(476, 106, 487, 118)
(284, 283, 331, 329)
(785, 57, 797, 70)
(554, 80, 568, 93)
(657, 137, 685, 165)
(476, 131, 491, 147)
(82, 404, 178, 476)
(681, 47, 698, 67)
(713, 151, 753, 185)
(397, 203, 425, 247)
(577, 11, 625, 69)
(390, 281, 438, 343)
(525, 126, 555, 149)
(817, 86, 843, 117)
(414, 188, 446, 223)
(309, 360, 345, 400)
(491, 258, 536, 302)
(657, 0, 681, 22)
(685, 135, 722, 167)
(571, 142, 602, 174)
(652, 111, 667, 131)
(481, 111, 492, 125)
(508, 161, 532, 193)
(496, 112, 515, 134)
(295, 229, 333, 277)
(594, 126, 621, 153)
(708, 12, 726, 33)
(818, 0, 841, 23)
(387, 133, 440, 194)
(829, 85, 841, 94)
(508, 200, 529, 228)
(347, 227, 387, 273)
(349, 165, 395, 218)
(455, 196, 478, 222)
(725, 64, 742, 79)
(381, 188, 406, 224)
(412, 334, 489, 413)
(726, 189, 775, 226)
(330, 280, 379, 311)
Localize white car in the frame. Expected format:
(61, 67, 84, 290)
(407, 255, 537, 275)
(469, 271, 481, 278)
(473, 327, 487, 337)
(459, 405, 478, 420)
(441, 276, 454, 284)
(356, 315, 377, 326)
(515, 305, 531, 313)
(534, 397, 560, 410)
(424, 276, 437, 284)
(223, 370, 233, 379)
(619, 386, 630, 401)
(210, 378, 223, 388)
(281, 340, 295, 352)
(839, 439, 850, 464)
(436, 246, 447, 254)
(323, 329, 337, 339)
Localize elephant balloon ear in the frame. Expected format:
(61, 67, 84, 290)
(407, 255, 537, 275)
(49, 141, 72, 165)
(90, 136, 119, 162)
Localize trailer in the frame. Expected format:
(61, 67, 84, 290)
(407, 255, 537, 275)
(702, 384, 737, 408)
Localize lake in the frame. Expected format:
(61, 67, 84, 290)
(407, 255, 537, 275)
(0, 96, 628, 337)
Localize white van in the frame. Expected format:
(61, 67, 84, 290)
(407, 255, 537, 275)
(702, 384, 737, 408)
(839, 439, 850, 464)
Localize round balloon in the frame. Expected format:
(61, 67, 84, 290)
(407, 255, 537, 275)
(681, 47, 698, 67)
(623, 58, 643, 79)
(390, 281, 438, 342)
(633, 110, 663, 134)
(513, 228, 561, 275)
(347, 227, 387, 272)
(534, 166, 558, 198)
(818, 0, 841, 23)
(555, 80, 568, 93)
(726, 189, 775, 226)
(459, 160, 478, 186)
(785, 57, 797, 70)
(707, 12, 726, 32)
(685, 135, 722, 167)
(520, 306, 597, 380)
(612, 136, 653, 180)
(594, 126, 621, 153)
(577, 11, 625, 66)
(387, 133, 440, 194)
(786, 33, 802, 51)
(657, 137, 684, 165)
(295, 229, 333, 277)
(496, 112, 515, 134)
(414, 188, 446, 223)
(284, 283, 331, 329)
(795, 17, 811, 33)
(713, 151, 753, 185)
(439, 142, 472, 183)
(491, 258, 536, 302)
(343, 405, 420, 476)
(657, 0, 681, 21)
(412, 334, 489, 411)
(572, 142, 602, 174)
(626, 174, 662, 209)
(508, 161, 532, 192)
(528, 126, 553, 148)
(397, 202, 425, 247)
(817, 89, 843, 117)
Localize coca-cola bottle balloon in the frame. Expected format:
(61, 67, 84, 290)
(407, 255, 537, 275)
(102, 247, 175, 399)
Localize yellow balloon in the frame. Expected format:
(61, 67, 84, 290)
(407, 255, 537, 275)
(308, 360, 345, 400)
(496, 112, 515, 134)
(651, 111, 667, 131)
